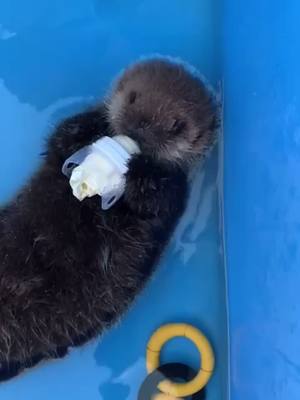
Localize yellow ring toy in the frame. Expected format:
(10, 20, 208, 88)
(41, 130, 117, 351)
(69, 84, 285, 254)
(146, 323, 214, 398)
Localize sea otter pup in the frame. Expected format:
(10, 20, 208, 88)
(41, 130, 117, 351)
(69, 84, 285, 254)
(0, 58, 217, 380)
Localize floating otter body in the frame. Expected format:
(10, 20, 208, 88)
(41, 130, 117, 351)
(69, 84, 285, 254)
(0, 58, 216, 380)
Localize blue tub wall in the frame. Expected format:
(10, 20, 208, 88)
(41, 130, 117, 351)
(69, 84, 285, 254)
(223, 1, 300, 399)
(0, 1, 227, 400)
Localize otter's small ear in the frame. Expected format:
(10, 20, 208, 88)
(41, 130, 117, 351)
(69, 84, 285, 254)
(129, 91, 137, 104)
(171, 119, 186, 134)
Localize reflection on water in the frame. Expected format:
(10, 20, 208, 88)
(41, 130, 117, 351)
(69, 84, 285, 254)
(0, 79, 94, 203)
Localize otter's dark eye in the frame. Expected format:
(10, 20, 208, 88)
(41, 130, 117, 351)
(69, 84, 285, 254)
(129, 91, 137, 104)
(171, 119, 186, 134)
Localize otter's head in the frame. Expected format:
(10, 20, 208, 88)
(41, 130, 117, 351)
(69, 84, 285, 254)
(107, 58, 217, 166)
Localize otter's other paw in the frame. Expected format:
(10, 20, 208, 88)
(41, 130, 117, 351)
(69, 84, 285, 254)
(124, 155, 187, 218)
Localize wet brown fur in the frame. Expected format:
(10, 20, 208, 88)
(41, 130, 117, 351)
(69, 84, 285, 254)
(0, 58, 217, 381)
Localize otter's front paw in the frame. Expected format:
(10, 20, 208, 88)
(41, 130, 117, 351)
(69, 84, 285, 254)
(123, 156, 160, 217)
(124, 155, 187, 218)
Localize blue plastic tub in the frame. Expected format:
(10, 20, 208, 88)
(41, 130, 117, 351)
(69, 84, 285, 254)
(0, 1, 228, 399)
(223, 1, 300, 399)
